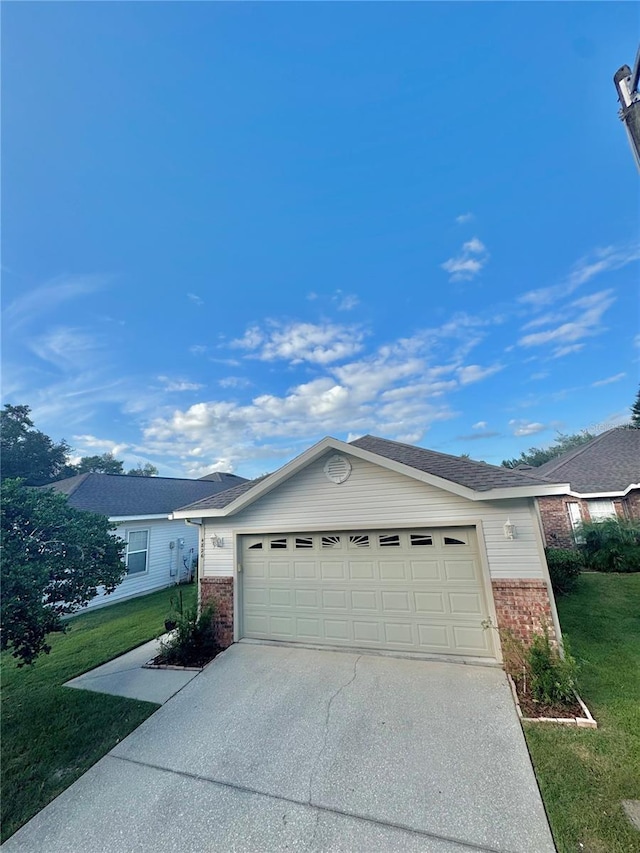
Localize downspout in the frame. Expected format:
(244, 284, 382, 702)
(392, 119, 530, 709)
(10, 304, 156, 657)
(184, 519, 203, 614)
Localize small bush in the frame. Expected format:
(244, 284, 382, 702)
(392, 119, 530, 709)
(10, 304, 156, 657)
(578, 518, 640, 573)
(156, 604, 218, 667)
(528, 627, 578, 705)
(545, 548, 584, 595)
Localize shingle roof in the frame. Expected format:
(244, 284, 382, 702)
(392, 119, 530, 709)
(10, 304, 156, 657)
(349, 434, 555, 492)
(44, 472, 248, 517)
(174, 475, 270, 512)
(530, 427, 640, 493)
(175, 434, 560, 515)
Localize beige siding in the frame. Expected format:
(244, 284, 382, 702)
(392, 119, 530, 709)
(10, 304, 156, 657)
(202, 452, 546, 581)
(86, 518, 199, 610)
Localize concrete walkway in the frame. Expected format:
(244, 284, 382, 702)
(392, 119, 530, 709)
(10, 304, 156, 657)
(64, 636, 200, 705)
(5, 643, 555, 853)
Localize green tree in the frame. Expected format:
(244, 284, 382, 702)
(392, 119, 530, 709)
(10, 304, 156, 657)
(502, 431, 596, 469)
(0, 479, 126, 665)
(67, 453, 125, 475)
(127, 462, 159, 477)
(0, 405, 70, 485)
(631, 385, 640, 428)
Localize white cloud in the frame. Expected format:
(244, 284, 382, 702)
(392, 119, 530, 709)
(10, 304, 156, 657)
(472, 421, 488, 429)
(553, 344, 585, 358)
(231, 321, 366, 365)
(2, 274, 108, 330)
(189, 344, 208, 356)
(530, 371, 549, 381)
(218, 376, 251, 389)
(456, 363, 503, 385)
(441, 237, 489, 282)
(520, 242, 640, 307)
(518, 289, 615, 356)
(157, 376, 204, 392)
(508, 419, 548, 437)
(335, 293, 360, 311)
(72, 434, 130, 457)
(29, 327, 102, 371)
(455, 212, 474, 224)
(188, 293, 204, 306)
(591, 372, 626, 387)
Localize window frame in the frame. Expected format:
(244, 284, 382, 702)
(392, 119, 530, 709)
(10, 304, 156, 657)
(587, 499, 617, 523)
(125, 529, 150, 576)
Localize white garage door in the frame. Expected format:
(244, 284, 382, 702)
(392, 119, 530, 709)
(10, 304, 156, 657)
(241, 528, 495, 658)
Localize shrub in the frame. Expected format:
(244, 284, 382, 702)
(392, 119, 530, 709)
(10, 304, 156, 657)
(528, 627, 578, 705)
(545, 548, 584, 595)
(156, 604, 218, 667)
(578, 518, 640, 573)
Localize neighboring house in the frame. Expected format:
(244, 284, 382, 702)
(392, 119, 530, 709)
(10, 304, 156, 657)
(47, 471, 247, 609)
(530, 427, 640, 549)
(172, 434, 570, 663)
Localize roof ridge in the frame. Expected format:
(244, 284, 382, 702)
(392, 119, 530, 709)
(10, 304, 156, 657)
(63, 472, 92, 497)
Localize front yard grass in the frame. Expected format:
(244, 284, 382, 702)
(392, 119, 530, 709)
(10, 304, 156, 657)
(525, 573, 640, 853)
(1, 583, 197, 843)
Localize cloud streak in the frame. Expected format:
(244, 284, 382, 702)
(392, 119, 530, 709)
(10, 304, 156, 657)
(441, 237, 489, 282)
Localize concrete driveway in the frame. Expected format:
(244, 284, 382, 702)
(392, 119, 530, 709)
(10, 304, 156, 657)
(3, 643, 555, 853)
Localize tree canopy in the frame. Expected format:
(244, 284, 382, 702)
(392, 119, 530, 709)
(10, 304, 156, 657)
(65, 453, 125, 476)
(0, 479, 126, 665)
(631, 385, 640, 428)
(0, 405, 71, 485)
(501, 431, 597, 469)
(126, 462, 159, 477)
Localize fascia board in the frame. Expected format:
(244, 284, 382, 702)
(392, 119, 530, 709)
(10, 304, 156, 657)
(109, 514, 171, 522)
(568, 483, 640, 499)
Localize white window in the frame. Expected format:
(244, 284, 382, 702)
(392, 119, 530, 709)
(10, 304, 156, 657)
(587, 499, 617, 522)
(567, 503, 584, 544)
(126, 530, 149, 575)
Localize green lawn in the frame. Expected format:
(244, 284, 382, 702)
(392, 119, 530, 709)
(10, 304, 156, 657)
(525, 573, 640, 853)
(1, 583, 197, 843)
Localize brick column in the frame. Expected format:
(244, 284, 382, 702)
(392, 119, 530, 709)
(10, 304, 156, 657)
(491, 579, 557, 646)
(200, 577, 234, 649)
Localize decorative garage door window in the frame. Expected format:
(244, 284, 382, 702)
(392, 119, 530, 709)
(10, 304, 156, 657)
(243, 531, 472, 551)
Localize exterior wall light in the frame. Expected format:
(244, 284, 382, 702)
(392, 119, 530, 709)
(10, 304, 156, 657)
(210, 534, 224, 548)
(503, 519, 516, 540)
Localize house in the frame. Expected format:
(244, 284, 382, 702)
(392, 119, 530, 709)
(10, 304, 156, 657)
(171, 434, 571, 663)
(531, 427, 640, 549)
(47, 471, 247, 609)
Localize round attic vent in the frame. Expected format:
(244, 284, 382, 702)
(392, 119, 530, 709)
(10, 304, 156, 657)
(324, 454, 352, 484)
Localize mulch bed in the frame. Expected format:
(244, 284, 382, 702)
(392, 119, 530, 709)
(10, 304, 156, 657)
(511, 677, 583, 719)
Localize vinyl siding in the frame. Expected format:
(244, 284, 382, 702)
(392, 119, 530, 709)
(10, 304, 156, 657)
(85, 518, 198, 610)
(201, 452, 546, 581)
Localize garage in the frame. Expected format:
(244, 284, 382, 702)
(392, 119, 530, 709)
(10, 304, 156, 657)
(240, 526, 496, 658)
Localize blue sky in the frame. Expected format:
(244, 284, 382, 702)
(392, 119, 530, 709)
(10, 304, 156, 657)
(3, 3, 639, 479)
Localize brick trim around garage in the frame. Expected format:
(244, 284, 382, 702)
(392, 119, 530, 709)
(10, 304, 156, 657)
(491, 579, 557, 646)
(201, 577, 234, 649)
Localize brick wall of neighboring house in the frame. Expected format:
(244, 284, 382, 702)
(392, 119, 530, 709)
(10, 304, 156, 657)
(200, 577, 234, 648)
(538, 494, 631, 549)
(623, 488, 640, 520)
(491, 579, 557, 646)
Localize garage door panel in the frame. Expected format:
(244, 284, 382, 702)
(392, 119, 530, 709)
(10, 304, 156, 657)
(295, 589, 320, 608)
(268, 562, 292, 580)
(410, 560, 441, 581)
(381, 591, 412, 612)
(349, 562, 375, 580)
(242, 528, 495, 658)
(321, 561, 346, 579)
(414, 591, 446, 614)
(322, 590, 348, 609)
(444, 560, 477, 582)
(294, 561, 317, 579)
(379, 561, 408, 581)
(449, 592, 484, 616)
(452, 626, 492, 654)
(351, 590, 378, 611)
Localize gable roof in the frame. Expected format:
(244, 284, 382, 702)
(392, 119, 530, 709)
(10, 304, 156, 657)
(44, 472, 248, 518)
(531, 427, 640, 494)
(172, 434, 569, 518)
(350, 434, 550, 492)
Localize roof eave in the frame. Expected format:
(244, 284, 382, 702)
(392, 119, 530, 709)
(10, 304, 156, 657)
(473, 483, 571, 501)
(567, 482, 640, 499)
